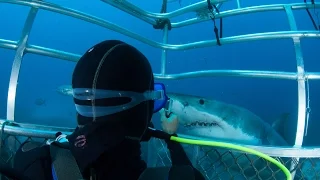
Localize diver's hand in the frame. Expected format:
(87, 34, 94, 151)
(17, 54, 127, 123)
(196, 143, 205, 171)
(160, 109, 179, 134)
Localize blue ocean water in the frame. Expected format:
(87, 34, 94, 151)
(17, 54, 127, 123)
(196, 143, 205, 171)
(0, 0, 319, 148)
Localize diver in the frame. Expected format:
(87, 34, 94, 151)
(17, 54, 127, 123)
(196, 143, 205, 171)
(11, 40, 205, 180)
(67, 39, 205, 179)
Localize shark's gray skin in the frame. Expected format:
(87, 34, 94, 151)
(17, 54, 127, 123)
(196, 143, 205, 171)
(164, 93, 288, 146)
(56, 85, 290, 179)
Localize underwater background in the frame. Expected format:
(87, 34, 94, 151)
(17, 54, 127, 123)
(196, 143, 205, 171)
(0, 0, 319, 147)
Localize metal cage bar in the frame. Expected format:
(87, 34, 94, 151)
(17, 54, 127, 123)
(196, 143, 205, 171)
(160, 24, 169, 75)
(284, 5, 306, 178)
(101, 0, 228, 20)
(3, 5, 39, 170)
(6, 7, 38, 121)
(1, 118, 320, 158)
(1, 0, 319, 50)
(285, 4, 307, 148)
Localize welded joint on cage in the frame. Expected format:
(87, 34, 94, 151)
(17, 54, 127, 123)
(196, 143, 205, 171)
(296, 69, 306, 81)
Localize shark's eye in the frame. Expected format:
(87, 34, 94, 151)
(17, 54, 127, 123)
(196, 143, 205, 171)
(199, 99, 204, 105)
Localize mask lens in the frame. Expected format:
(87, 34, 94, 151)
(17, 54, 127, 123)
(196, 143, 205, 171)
(153, 83, 168, 113)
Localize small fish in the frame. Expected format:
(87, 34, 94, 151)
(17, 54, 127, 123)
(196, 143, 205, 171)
(56, 85, 73, 96)
(34, 98, 46, 106)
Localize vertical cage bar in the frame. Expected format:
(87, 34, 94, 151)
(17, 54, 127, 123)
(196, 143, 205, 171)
(3, 7, 38, 172)
(6, 7, 38, 121)
(293, 39, 306, 147)
(160, 24, 169, 75)
(284, 5, 306, 179)
(284, 5, 306, 148)
(236, 0, 241, 9)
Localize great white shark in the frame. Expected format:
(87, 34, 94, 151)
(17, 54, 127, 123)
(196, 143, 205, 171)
(163, 93, 289, 146)
(157, 93, 292, 179)
(56, 85, 293, 179)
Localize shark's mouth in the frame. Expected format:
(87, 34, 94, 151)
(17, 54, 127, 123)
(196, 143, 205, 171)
(183, 121, 220, 128)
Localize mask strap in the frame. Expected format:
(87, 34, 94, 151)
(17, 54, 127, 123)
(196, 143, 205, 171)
(91, 44, 124, 121)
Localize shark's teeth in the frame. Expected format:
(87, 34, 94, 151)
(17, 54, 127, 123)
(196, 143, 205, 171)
(184, 121, 219, 127)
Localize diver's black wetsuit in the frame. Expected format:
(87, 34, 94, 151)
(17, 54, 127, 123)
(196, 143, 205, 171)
(83, 133, 205, 180)
(165, 137, 205, 180)
(13, 130, 205, 180)
(86, 139, 147, 179)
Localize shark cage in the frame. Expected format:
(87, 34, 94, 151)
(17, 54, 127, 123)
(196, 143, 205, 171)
(0, 0, 320, 179)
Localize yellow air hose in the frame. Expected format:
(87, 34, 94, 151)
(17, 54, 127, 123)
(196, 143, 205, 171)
(170, 136, 292, 180)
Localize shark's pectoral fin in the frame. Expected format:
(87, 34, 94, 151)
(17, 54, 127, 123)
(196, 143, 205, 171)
(271, 113, 291, 143)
